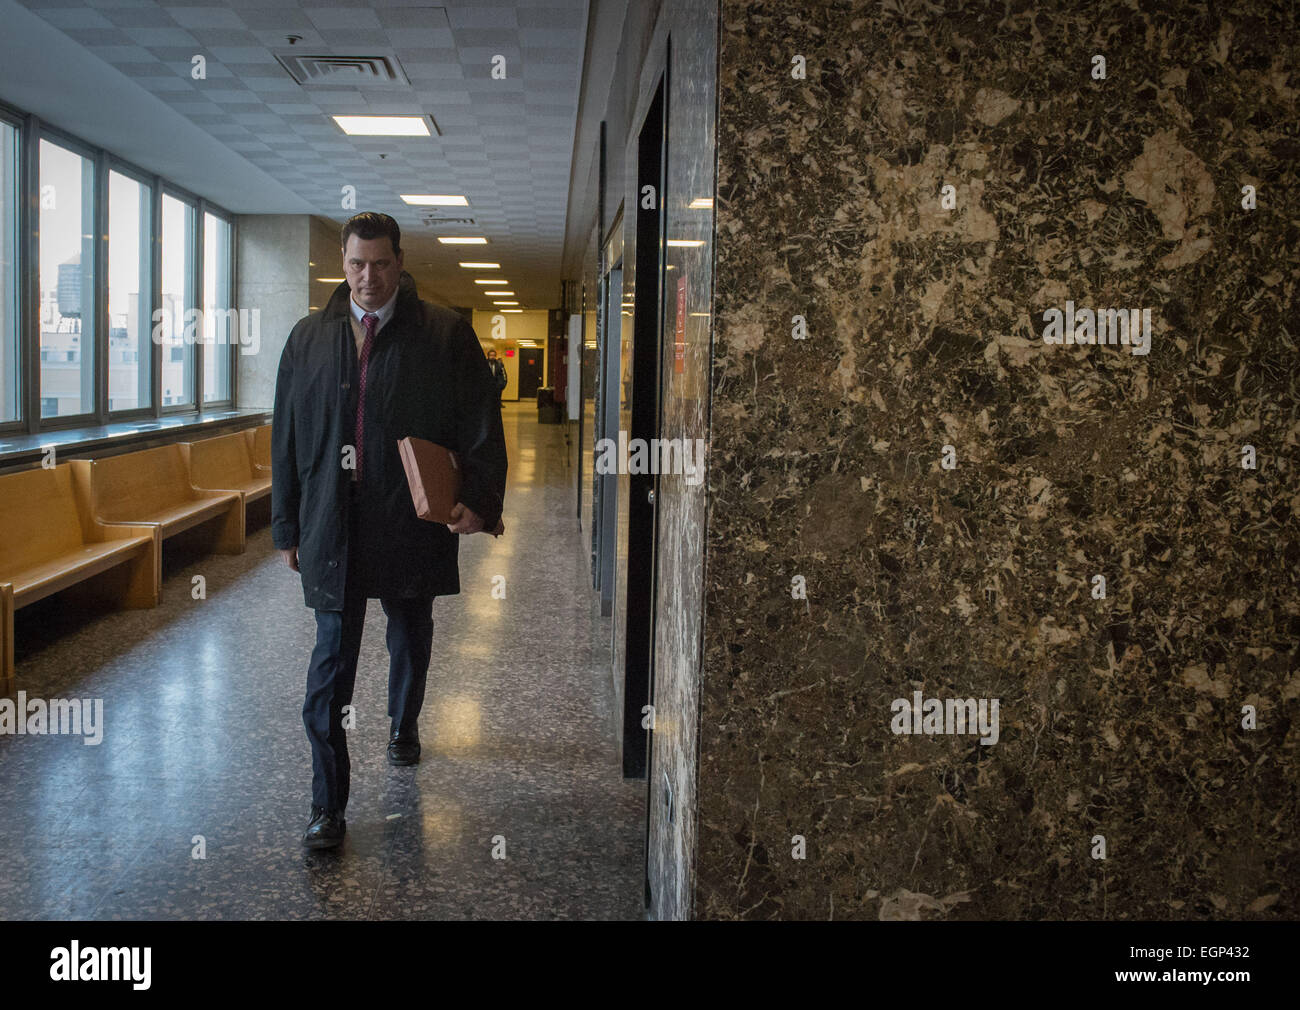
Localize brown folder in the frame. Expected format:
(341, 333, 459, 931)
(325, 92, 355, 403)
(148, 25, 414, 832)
(397, 436, 504, 537)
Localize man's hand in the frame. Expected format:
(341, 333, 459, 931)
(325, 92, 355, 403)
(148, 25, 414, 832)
(280, 547, 299, 572)
(447, 502, 484, 534)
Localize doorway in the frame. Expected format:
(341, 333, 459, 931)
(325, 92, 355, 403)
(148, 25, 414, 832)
(621, 73, 667, 782)
(516, 349, 543, 398)
(620, 64, 672, 917)
(591, 207, 623, 603)
(594, 258, 622, 616)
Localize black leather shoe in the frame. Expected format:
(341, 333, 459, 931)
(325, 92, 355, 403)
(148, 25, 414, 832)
(387, 727, 420, 766)
(303, 805, 346, 849)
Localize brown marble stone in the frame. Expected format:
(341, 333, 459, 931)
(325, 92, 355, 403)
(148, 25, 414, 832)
(700, 0, 1299, 919)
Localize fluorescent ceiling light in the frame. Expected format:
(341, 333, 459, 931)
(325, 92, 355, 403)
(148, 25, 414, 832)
(493, 300, 518, 305)
(475, 279, 508, 285)
(400, 194, 468, 206)
(488, 291, 514, 296)
(501, 309, 523, 313)
(332, 115, 431, 136)
(315, 277, 345, 282)
(666, 239, 705, 247)
(459, 262, 499, 269)
(688, 198, 713, 209)
(438, 236, 487, 244)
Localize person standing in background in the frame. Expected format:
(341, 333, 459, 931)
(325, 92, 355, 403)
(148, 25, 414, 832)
(486, 348, 508, 405)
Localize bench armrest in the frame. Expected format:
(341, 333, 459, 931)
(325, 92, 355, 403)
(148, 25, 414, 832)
(91, 520, 162, 542)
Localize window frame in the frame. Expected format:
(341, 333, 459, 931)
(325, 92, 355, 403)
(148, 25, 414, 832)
(34, 123, 100, 431)
(158, 182, 199, 414)
(0, 100, 239, 436)
(103, 155, 156, 420)
(0, 104, 23, 436)
(199, 202, 236, 408)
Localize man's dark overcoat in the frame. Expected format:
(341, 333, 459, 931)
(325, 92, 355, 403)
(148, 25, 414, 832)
(272, 272, 507, 609)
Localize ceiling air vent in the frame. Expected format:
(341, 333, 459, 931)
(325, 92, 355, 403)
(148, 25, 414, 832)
(275, 53, 411, 87)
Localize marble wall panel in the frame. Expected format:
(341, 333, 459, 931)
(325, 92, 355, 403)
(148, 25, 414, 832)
(643, 0, 718, 922)
(308, 214, 341, 310)
(236, 215, 309, 410)
(699, 0, 1299, 919)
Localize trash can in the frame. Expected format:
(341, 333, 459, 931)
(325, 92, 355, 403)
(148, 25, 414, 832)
(536, 387, 562, 424)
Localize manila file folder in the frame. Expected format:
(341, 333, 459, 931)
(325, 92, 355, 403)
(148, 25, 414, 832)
(397, 436, 504, 536)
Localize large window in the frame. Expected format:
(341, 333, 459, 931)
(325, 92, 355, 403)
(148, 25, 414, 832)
(107, 169, 152, 412)
(0, 119, 17, 423)
(0, 108, 237, 432)
(203, 211, 232, 403)
(39, 138, 96, 420)
(160, 192, 196, 409)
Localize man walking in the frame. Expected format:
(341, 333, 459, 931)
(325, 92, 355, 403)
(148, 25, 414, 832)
(272, 212, 507, 849)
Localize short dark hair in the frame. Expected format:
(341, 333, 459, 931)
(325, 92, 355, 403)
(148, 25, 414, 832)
(341, 212, 401, 256)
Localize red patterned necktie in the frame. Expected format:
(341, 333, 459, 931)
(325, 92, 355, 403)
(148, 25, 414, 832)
(354, 312, 378, 482)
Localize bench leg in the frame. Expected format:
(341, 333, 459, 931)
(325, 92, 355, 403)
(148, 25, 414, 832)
(63, 544, 160, 614)
(1, 584, 14, 699)
(212, 499, 246, 555)
(122, 539, 160, 609)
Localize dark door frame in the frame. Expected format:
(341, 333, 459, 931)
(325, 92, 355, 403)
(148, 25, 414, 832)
(622, 69, 668, 782)
(623, 48, 672, 913)
(594, 249, 622, 614)
(516, 347, 543, 398)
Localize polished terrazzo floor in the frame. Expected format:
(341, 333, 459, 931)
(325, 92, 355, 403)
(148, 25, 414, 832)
(0, 404, 644, 920)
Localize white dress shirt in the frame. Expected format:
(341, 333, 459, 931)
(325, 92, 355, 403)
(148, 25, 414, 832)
(350, 288, 398, 335)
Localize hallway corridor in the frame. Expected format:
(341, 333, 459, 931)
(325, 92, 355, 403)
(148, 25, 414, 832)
(0, 405, 644, 920)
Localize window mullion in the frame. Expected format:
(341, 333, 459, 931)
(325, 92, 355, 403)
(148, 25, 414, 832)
(150, 175, 162, 418)
(21, 114, 38, 435)
(93, 145, 107, 425)
(192, 198, 204, 412)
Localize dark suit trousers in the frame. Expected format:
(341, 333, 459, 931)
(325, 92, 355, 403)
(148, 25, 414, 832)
(302, 483, 435, 813)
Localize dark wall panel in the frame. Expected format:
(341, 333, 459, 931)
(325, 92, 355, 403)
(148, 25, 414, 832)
(700, 0, 1299, 919)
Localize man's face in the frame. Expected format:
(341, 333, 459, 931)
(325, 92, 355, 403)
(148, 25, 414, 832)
(342, 234, 403, 311)
(487, 350, 497, 360)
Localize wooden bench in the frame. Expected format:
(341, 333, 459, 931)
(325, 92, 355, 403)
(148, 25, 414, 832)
(70, 444, 245, 561)
(181, 432, 271, 510)
(0, 464, 159, 695)
(246, 424, 271, 471)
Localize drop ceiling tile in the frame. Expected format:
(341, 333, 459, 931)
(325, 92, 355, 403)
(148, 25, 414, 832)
(163, 7, 247, 29)
(35, 6, 115, 27)
(85, 43, 158, 61)
(123, 26, 197, 45)
(316, 28, 390, 46)
(446, 7, 519, 29)
(208, 45, 278, 62)
(303, 7, 382, 30)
